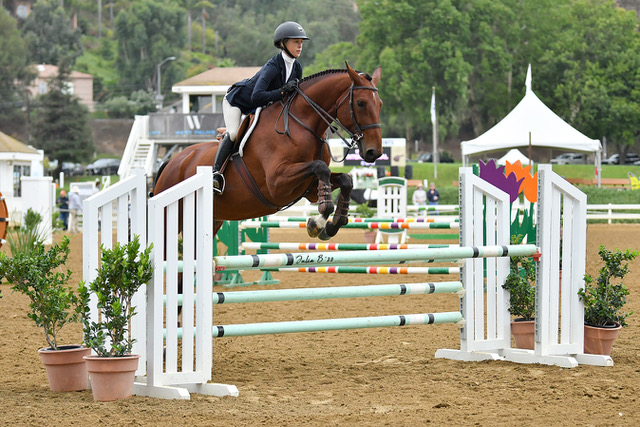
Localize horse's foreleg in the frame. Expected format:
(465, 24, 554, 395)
(320, 172, 353, 239)
(306, 161, 334, 238)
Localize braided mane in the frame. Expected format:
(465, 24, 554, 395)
(300, 68, 373, 84)
(300, 69, 347, 83)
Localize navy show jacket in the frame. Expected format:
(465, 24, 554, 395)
(226, 53, 302, 115)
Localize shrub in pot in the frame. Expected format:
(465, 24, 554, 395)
(0, 235, 89, 392)
(78, 235, 153, 401)
(578, 245, 637, 355)
(501, 235, 536, 349)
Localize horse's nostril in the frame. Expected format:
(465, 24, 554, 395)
(364, 149, 380, 163)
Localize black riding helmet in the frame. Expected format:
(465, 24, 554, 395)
(273, 21, 310, 49)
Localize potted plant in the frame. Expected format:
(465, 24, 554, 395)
(78, 235, 153, 401)
(502, 235, 536, 349)
(0, 235, 89, 392)
(354, 203, 376, 243)
(578, 245, 637, 355)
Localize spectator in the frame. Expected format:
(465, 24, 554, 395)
(57, 190, 69, 230)
(427, 182, 440, 214)
(68, 186, 82, 233)
(412, 184, 427, 215)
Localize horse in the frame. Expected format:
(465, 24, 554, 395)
(153, 63, 383, 240)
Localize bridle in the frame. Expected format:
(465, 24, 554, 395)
(276, 78, 381, 162)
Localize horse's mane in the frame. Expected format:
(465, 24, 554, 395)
(300, 68, 372, 84)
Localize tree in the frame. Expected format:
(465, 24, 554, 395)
(357, 0, 472, 141)
(537, 0, 640, 156)
(103, 90, 157, 118)
(21, 0, 83, 66)
(0, 9, 30, 105)
(31, 62, 94, 163)
(114, 0, 185, 93)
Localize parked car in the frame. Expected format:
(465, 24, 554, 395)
(604, 153, 640, 165)
(550, 153, 586, 165)
(61, 162, 85, 176)
(409, 152, 455, 163)
(85, 158, 121, 176)
(411, 153, 432, 163)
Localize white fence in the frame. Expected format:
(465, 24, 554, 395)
(82, 164, 615, 401)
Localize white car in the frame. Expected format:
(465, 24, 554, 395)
(550, 153, 585, 165)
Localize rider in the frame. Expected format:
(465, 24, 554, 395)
(212, 21, 310, 194)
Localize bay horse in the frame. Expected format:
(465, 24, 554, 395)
(153, 63, 383, 240)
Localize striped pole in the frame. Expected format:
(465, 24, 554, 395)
(169, 312, 464, 339)
(272, 266, 460, 274)
(240, 221, 460, 230)
(241, 242, 458, 251)
(214, 244, 538, 270)
(265, 216, 459, 223)
(170, 281, 464, 306)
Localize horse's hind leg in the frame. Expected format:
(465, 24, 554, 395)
(320, 172, 353, 239)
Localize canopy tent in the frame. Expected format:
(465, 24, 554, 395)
(461, 65, 601, 183)
(497, 149, 530, 166)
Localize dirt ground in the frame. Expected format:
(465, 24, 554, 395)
(1, 224, 640, 426)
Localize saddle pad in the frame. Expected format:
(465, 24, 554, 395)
(238, 107, 262, 157)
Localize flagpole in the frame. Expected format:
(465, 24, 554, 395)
(431, 87, 438, 179)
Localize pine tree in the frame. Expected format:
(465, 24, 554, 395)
(31, 62, 94, 163)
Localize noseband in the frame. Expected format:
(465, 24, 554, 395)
(276, 80, 381, 158)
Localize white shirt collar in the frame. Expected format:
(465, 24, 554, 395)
(281, 51, 295, 81)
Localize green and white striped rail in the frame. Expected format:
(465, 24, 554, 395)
(213, 244, 538, 271)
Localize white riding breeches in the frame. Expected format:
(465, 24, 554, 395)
(222, 97, 242, 142)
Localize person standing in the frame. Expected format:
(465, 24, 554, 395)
(57, 190, 69, 230)
(412, 184, 427, 216)
(427, 182, 440, 214)
(68, 186, 82, 233)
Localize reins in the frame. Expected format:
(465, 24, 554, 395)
(275, 78, 381, 163)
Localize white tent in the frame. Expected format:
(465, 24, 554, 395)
(497, 149, 530, 166)
(461, 65, 602, 182)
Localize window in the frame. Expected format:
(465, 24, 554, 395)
(39, 82, 47, 94)
(13, 164, 31, 197)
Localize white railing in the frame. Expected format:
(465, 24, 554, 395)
(586, 204, 640, 223)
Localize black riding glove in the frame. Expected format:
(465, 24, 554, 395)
(281, 79, 299, 96)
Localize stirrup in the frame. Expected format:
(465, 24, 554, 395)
(213, 171, 226, 195)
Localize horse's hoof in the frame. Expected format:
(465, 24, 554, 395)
(307, 216, 327, 238)
(318, 229, 331, 241)
(307, 220, 321, 238)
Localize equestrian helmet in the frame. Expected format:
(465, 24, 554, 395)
(273, 21, 309, 48)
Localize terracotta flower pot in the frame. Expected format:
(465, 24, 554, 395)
(84, 354, 140, 401)
(584, 323, 622, 355)
(38, 345, 91, 392)
(511, 319, 535, 350)
(363, 230, 377, 244)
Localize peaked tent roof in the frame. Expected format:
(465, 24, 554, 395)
(497, 149, 530, 166)
(461, 65, 601, 162)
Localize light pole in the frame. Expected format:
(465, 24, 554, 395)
(156, 56, 176, 110)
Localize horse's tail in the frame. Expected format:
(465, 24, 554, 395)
(149, 160, 170, 197)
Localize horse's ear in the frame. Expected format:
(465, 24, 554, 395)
(345, 62, 359, 82)
(371, 66, 382, 86)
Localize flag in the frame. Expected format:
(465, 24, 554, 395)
(430, 89, 436, 125)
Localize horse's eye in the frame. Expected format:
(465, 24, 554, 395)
(357, 100, 365, 108)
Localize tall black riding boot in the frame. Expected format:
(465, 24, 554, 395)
(212, 133, 234, 194)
